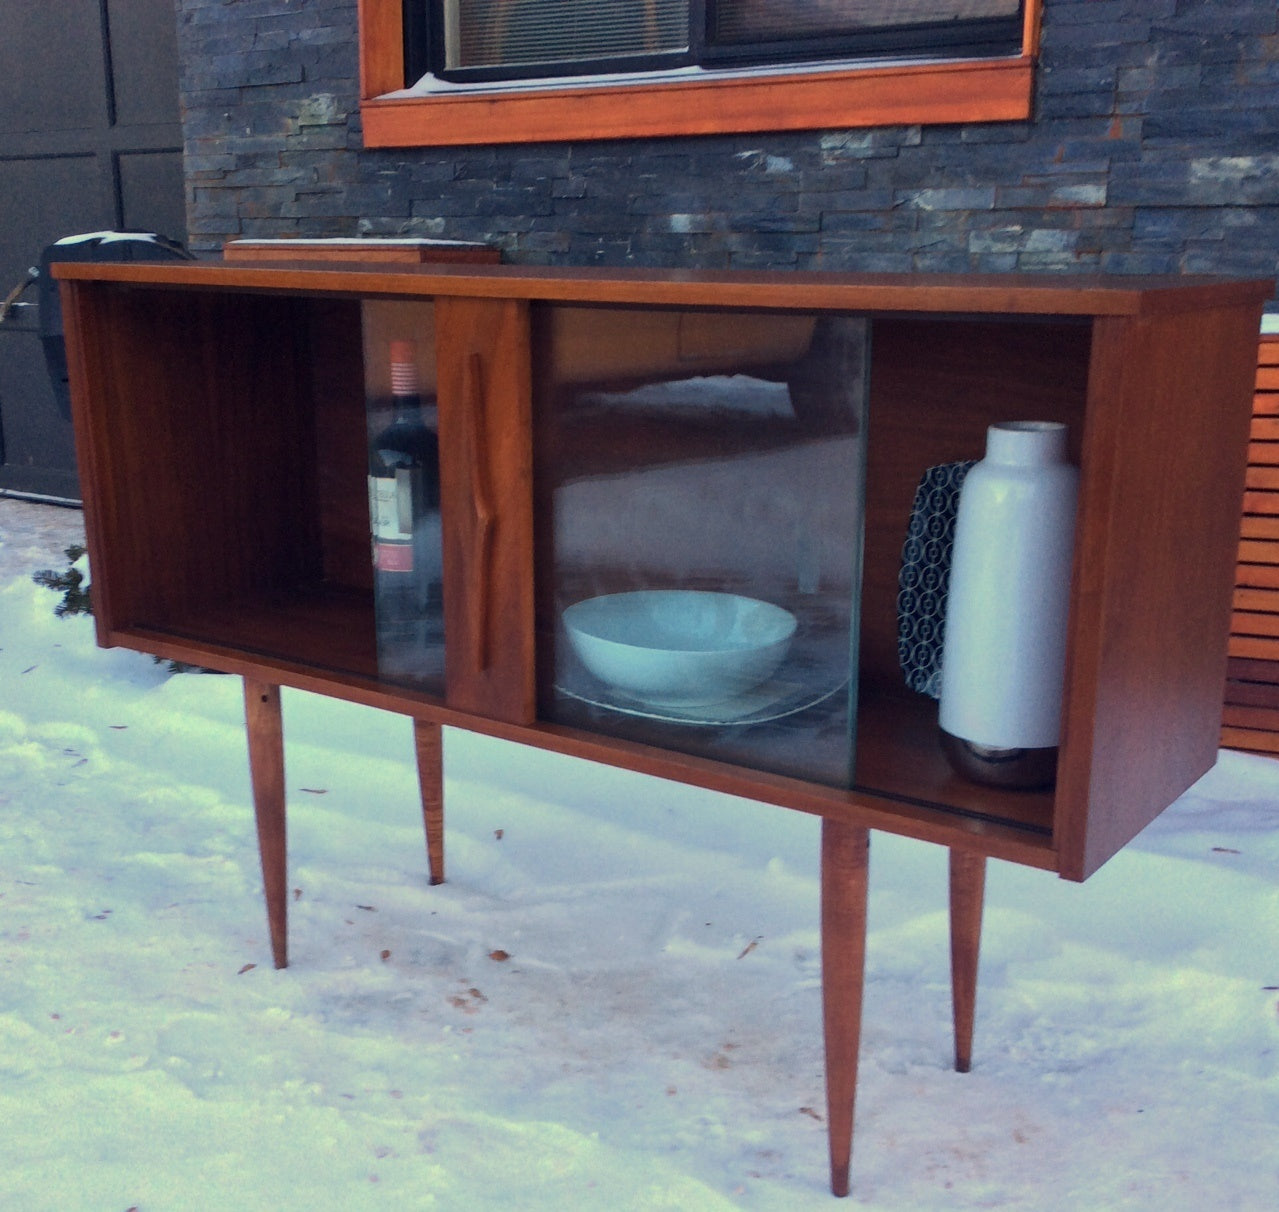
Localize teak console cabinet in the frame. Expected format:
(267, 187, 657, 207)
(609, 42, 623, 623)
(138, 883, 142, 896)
(54, 259, 1271, 1197)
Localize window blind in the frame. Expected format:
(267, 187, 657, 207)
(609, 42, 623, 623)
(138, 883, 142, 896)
(445, 0, 692, 71)
(711, 1, 1021, 44)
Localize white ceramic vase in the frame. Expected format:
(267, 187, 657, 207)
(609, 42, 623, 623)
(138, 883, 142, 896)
(938, 421, 1079, 788)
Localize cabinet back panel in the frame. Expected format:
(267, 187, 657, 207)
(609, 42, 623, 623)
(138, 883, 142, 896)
(860, 317, 1092, 691)
(306, 298, 373, 593)
(82, 286, 325, 631)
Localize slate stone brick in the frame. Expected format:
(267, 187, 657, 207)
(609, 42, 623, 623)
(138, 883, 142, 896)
(899, 188, 998, 212)
(1102, 250, 1178, 274)
(1038, 65, 1118, 96)
(819, 128, 922, 161)
(173, 0, 1278, 301)
(551, 177, 588, 200)
(957, 122, 1034, 145)
(1036, 90, 1118, 122)
(818, 248, 915, 273)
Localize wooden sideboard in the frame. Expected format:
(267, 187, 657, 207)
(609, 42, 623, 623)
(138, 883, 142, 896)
(53, 259, 1271, 1196)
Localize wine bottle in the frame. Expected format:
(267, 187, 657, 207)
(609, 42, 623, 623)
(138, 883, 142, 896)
(368, 338, 443, 683)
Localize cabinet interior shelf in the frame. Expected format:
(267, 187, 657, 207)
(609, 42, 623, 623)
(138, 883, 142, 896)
(132, 584, 379, 679)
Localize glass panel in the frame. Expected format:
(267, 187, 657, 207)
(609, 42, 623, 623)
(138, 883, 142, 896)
(535, 305, 868, 787)
(362, 301, 446, 692)
(445, 0, 690, 71)
(711, 1, 1021, 43)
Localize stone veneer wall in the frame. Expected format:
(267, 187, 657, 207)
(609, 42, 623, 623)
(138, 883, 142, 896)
(177, 0, 1276, 302)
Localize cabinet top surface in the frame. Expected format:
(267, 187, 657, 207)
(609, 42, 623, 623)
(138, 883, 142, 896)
(51, 258, 1274, 317)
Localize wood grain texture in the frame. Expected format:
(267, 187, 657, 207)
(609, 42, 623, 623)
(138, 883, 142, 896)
(1233, 586, 1279, 612)
(1224, 334, 1279, 754)
(59, 280, 121, 649)
(822, 821, 869, 1199)
(1056, 303, 1264, 880)
(245, 679, 288, 969)
(223, 239, 499, 264)
(1226, 655, 1279, 689)
(357, 0, 404, 98)
(55, 283, 325, 636)
(1023, 0, 1044, 53)
(1241, 489, 1279, 514)
(82, 627, 1070, 891)
(1235, 562, 1279, 589)
(52, 260, 1273, 319)
(414, 719, 445, 886)
(860, 318, 1091, 688)
(130, 586, 378, 678)
(853, 686, 1053, 836)
(434, 297, 536, 724)
(949, 849, 986, 1074)
(1221, 725, 1279, 753)
(359, 56, 1034, 147)
(1230, 610, 1279, 637)
(1228, 635, 1279, 661)
(99, 617, 1066, 869)
(1223, 702, 1279, 731)
(306, 299, 373, 592)
(1246, 465, 1279, 491)
(1239, 516, 1279, 539)
(55, 263, 1272, 879)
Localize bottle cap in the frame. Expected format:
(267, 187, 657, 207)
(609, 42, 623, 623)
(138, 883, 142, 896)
(390, 340, 419, 395)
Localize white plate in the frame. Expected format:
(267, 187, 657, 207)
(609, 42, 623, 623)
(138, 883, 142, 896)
(555, 665, 848, 726)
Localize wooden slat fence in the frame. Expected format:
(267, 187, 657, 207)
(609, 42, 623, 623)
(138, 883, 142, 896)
(1223, 332, 1279, 755)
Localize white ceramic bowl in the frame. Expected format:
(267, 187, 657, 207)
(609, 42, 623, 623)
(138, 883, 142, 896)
(562, 590, 796, 708)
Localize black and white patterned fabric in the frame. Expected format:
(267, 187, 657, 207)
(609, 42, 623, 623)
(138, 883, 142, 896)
(896, 460, 976, 698)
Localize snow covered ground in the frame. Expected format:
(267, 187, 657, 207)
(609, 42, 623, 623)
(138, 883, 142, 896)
(1, 500, 1277, 1211)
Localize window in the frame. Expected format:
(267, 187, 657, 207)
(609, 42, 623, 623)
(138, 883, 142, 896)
(360, 0, 1039, 148)
(413, 1, 1023, 82)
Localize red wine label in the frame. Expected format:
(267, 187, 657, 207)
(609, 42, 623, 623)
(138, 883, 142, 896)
(375, 540, 412, 572)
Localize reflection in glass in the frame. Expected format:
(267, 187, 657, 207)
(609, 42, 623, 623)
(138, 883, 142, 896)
(363, 303, 446, 691)
(535, 307, 868, 787)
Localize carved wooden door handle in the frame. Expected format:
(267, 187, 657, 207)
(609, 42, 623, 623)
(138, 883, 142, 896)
(463, 352, 496, 673)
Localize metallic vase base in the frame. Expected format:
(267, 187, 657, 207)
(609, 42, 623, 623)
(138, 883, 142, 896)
(940, 731, 1058, 790)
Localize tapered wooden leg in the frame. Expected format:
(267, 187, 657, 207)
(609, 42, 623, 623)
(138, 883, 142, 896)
(244, 678, 288, 970)
(822, 820, 870, 1199)
(949, 847, 986, 1074)
(414, 719, 445, 886)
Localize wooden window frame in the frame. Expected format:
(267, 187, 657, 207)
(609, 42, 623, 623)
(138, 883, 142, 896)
(358, 0, 1040, 148)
